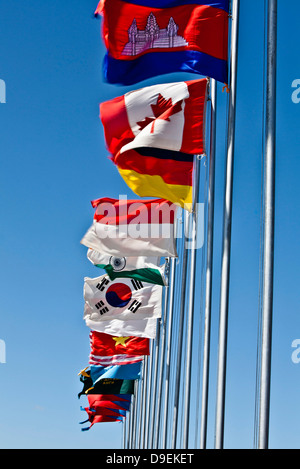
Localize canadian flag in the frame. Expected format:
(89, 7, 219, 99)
(100, 79, 208, 209)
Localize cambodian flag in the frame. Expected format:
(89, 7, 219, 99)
(95, 0, 229, 85)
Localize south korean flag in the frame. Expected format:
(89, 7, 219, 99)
(83, 274, 163, 321)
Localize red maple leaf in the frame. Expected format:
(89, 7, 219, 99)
(137, 93, 183, 134)
(137, 116, 155, 132)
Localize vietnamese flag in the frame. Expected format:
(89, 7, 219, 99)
(90, 331, 150, 357)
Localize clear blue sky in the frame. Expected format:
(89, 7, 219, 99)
(0, 0, 300, 449)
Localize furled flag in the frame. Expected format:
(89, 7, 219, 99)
(87, 249, 166, 286)
(81, 402, 127, 417)
(90, 362, 142, 383)
(81, 197, 178, 257)
(83, 274, 162, 322)
(90, 331, 149, 356)
(94, 0, 229, 85)
(80, 408, 124, 431)
(87, 394, 131, 412)
(87, 393, 132, 405)
(99, 80, 207, 210)
(84, 303, 158, 339)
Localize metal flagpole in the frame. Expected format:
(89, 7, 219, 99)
(171, 211, 189, 449)
(154, 282, 169, 448)
(145, 339, 154, 448)
(200, 78, 217, 449)
(214, 0, 239, 449)
(139, 355, 148, 448)
(130, 382, 137, 448)
(122, 418, 126, 449)
(127, 405, 132, 448)
(132, 379, 140, 448)
(149, 318, 162, 448)
(258, 0, 277, 450)
(182, 154, 201, 449)
(162, 256, 177, 448)
(136, 360, 146, 448)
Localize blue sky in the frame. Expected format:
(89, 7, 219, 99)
(0, 0, 300, 449)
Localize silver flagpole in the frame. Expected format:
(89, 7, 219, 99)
(182, 154, 201, 449)
(145, 339, 154, 448)
(215, 0, 239, 449)
(130, 382, 137, 448)
(154, 282, 169, 448)
(139, 355, 148, 448)
(200, 78, 217, 449)
(162, 256, 177, 448)
(258, 0, 277, 450)
(127, 405, 132, 448)
(132, 379, 140, 448)
(122, 418, 126, 449)
(171, 211, 189, 449)
(137, 359, 146, 448)
(149, 317, 162, 448)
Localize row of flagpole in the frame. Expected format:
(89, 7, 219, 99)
(122, 0, 277, 449)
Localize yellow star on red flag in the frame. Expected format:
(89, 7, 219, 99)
(112, 336, 130, 347)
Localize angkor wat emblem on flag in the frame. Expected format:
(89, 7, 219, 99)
(122, 13, 188, 56)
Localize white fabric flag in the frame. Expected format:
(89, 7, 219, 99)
(86, 249, 167, 285)
(83, 274, 162, 321)
(80, 197, 178, 258)
(84, 303, 157, 339)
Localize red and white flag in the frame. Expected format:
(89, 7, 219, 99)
(89, 354, 144, 366)
(84, 303, 157, 339)
(81, 197, 178, 257)
(99, 79, 208, 209)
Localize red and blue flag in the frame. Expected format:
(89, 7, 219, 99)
(95, 0, 229, 85)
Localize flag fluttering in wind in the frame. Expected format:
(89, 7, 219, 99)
(90, 362, 142, 383)
(89, 333, 148, 364)
(88, 395, 131, 412)
(87, 249, 166, 286)
(83, 274, 162, 321)
(78, 370, 135, 398)
(84, 303, 158, 339)
(80, 407, 124, 431)
(99, 80, 207, 210)
(90, 331, 150, 357)
(94, 0, 229, 85)
(89, 353, 144, 366)
(87, 394, 132, 404)
(81, 197, 178, 256)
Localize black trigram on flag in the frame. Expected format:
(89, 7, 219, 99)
(127, 280, 143, 313)
(131, 279, 143, 290)
(95, 300, 109, 315)
(128, 299, 142, 313)
(96, 278, 110, 291)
